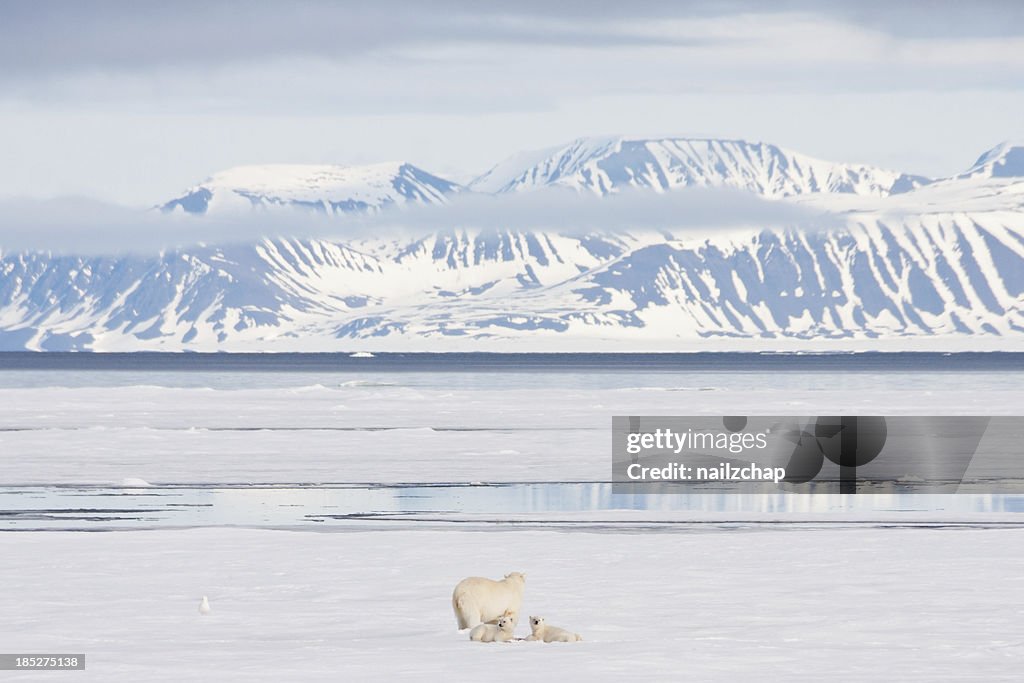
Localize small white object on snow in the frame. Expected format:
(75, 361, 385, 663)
(199, 596, 211, 615)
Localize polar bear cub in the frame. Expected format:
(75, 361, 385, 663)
(452, 572, 525, 629)
(526, 616, 582, 643)
(469, 614, 516, 642)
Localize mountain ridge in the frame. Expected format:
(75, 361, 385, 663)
(2, 136, 1023, 351)
(161, 161, 463, 215)
(470, 136, 934, 198)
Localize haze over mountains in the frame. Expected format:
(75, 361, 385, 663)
(1, 136, 1023, 351)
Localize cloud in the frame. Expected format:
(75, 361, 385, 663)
(3, 1, 1022, 83)
(0, 188, 834, 256)
(4, 3, 1022, 122)
(0, 197, 258, 255)
(367, 187, 832, 234)
(0, 1, 718, 80)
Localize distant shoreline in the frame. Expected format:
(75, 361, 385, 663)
(0, 351, 1021, 373)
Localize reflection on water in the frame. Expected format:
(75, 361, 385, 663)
(2, 483, 1023, 531)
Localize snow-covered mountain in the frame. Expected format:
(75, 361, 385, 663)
(960, 142, 1024, 179)
(161, 162, 462, 215)
(470, 137, 931, 197)
(1, 138, 1022, 351)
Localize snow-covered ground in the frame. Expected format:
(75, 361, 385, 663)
(2, 367, 1022, 679)
(1, 379, 1022, 485)
(1, 526, 1021, 681)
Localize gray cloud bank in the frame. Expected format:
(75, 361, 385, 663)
(372, 188, 831, 234)
(0, 188, 832, 256)
(3, 1, 1022, 80)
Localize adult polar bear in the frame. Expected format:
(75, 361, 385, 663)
(451, 572, 526, 629)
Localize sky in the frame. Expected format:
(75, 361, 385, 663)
(2, 0, 1024, 206)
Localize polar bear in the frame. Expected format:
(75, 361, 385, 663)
(451, 572, 526, 630)
(468, 614, 516, 643)
(525, 616, 582, 643)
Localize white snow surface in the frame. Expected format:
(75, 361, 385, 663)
(204, 163, 416, 199)
(2, 371, 1023, 679)
(1, 526, 1021, 681)
(1, 379, 1022, 486)
(160, 161, 461, 215)
(471, 136, 920, 197)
